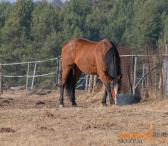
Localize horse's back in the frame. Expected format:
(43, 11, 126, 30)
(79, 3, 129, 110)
(61, 38, 115, 74)
(62, 38, 112, 57)
(61, 38, 98, 73)
(62, 38, 96, 55)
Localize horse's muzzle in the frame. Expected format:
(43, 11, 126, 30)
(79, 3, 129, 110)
(113, 84, 118, 104)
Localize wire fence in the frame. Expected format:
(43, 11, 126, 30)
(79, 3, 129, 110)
(0, 46, 168, 98)
(0, 57, 61, 93)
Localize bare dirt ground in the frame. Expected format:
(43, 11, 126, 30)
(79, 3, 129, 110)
(0, 90, 168, 146)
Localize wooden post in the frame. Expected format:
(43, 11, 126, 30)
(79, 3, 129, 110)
(88, 75, 93, 93)
(57, 59, 59, 85)
(26, 62, 30, 94)
(145, 64, 149, 88)
(0, 64, 3, 95)
(31, 62, 37, 90)
(159, 71, 162, 89)
(154, 56, 157, 98)
(85, 74, 88, 91)
(142, 64, 145, 89)
(130, 52, 134, 93)
(161, 64, 164, 97)
(163, 58, 168, 97)
(146, 47, 152, 86)
(55, 59, 58, 85)
(165, 43, 168, 97)
(92, 75, 97, 93)
(133, 56, 137, 94)
(165, 43, 168, 55)
(58, 59, 61, 85)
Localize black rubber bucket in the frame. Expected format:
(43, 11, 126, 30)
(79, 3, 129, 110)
(116, 93, 141, 105)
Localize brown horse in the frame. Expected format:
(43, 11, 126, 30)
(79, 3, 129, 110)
(59, 38, 122, 107)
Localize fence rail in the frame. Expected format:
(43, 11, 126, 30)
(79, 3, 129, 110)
(0, 56, 61, 66)
(0, 50, 168, 97)
(1, 54, 168, 66)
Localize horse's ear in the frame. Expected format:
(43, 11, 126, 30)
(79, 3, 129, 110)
(102, 39, 112, 49)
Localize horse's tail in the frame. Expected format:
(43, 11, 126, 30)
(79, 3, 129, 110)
(57, 57, 73, 98)
(111, 42, 121, 77)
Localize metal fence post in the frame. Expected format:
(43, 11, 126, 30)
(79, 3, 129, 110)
(26, 62, 30, 94)
(0, 64, 3, 95)
(133, 56, 137, 94)
(31, 62, 37, 90)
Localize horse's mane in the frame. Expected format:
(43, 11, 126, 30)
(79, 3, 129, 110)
(63, 38, 97, 46)
(109, 41, 119, 56)
(106, 41, 121, 79)
(77, 38, 97, 44)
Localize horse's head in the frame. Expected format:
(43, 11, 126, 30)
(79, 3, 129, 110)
(109, 74, 122, 104)
(106, 41, 122, 104)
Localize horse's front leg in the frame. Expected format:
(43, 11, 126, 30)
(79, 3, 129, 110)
(99, 73, 114, 106)
(105, 82, 115, 105)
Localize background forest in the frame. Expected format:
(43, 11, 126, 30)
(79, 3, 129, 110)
(0, 0, 168, 63)
(0, 0, 168, 88)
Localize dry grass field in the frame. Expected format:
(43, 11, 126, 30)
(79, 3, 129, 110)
(0, 90, 168, 146)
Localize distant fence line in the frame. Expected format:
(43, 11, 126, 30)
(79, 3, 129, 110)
(0, 56, 62, 94)
(0, 52, 168, 97)
(0, 56, 61, 66)
(1, 54, 168, 66)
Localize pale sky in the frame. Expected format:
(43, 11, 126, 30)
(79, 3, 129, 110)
(0, 0, 68, 3)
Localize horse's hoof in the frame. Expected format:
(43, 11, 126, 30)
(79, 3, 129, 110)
(110, 101, 115, 105)
(72, 104, 77, 107)
(72, 103, 77, 107)
(102, 103, 107, 107)
(59, 104, 64, 108)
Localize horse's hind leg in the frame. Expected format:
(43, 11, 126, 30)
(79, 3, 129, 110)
(59, 84, 65, 107)
(59, 65, 72, 107)
(71, 66, 81, 107)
